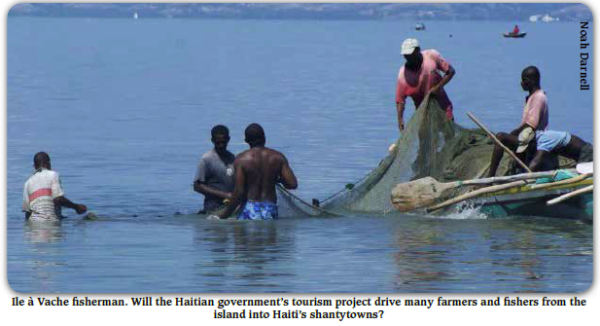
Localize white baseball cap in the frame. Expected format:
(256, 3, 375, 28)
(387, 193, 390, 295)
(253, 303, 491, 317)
(516, 126, 535, 153)
(401, 38, 420, 55)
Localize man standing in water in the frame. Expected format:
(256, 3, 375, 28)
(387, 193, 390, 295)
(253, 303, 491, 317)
(395, 38, 456, 132)
(488, 66, 549, 177)
(23, 152, 87, 221)
(194, 125, 235, 214)
(214, 123, 298, 220)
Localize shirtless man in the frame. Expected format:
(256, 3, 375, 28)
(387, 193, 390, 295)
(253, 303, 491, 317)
(215, 123, 298, 220)
(22, 152, 87, 221)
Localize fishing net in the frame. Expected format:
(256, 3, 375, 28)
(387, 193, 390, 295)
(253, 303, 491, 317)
(277, 95, 576, 215)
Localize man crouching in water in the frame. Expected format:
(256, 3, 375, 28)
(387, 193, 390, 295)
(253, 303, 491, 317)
(213, 123, 298, 220)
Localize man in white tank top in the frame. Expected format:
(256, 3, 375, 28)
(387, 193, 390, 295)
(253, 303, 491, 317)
(22, 152, 87, 221)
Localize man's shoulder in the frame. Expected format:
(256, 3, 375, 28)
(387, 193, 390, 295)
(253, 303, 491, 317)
(234, 149, 253, 161)
(201, 149, 224, 165)
(422, 49, 441, 57)
(201, 149, 215, 159)
(535, 90, 548, 99)
(530, 90, 548, 104)
(264, 147, 287, 162)
(36, 169, 59, 179)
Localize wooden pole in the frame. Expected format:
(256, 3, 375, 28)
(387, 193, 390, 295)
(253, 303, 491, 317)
(529, 173, 592, 190)
(467, 112, 532, 173)
(547, 185, 593, 206)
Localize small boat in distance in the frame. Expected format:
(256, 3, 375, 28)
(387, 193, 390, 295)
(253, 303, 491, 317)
(415, 23, 426, 31)
(503, 32, 526, 38)
(133, 11, 139, 20)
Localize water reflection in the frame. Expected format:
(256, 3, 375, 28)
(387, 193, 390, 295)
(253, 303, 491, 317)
(193, 220, 296, 292)
(486, 218, 593, 292)
(24, 220, 64, 244)
(387, 216, 593, 293)
(390, 218, 456, 291)
(22, 220, 67, 293)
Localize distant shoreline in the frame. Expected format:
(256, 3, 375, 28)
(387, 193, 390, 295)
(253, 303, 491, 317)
(7, 3, 593, 22)
(6, 16, 589, 23)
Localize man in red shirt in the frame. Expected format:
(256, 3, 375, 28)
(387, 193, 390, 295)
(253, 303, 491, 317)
(395, 38, 456, 132)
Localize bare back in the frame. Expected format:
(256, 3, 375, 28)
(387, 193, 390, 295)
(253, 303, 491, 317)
(235, 146, 297, 203)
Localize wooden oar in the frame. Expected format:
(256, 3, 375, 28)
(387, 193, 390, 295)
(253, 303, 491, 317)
(425, 180, 530, 213)
(547, 184, 593, 205)
(390, 170, 571, 212)
(467, 112, 532, 173)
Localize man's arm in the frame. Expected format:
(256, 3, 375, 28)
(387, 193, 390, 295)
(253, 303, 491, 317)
(193, 156, 232, 200)
(193, 181, 232, 200)
(54, 196, 87, 214)
(429, 65, 455, 95)
(396, 101, 405, 131)
(218, 159, 245, 219)
(279, 156, 298, 190)
(395, 75, 407, 132)
(509, 123, 529, 136)
(23, 184, 31, 219)
(528, 150, 547, 172)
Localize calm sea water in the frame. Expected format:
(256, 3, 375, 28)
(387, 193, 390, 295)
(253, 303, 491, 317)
(7, 18, 593, 293)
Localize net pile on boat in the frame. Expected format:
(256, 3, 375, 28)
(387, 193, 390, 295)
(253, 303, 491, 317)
(277, 95, 576, 216)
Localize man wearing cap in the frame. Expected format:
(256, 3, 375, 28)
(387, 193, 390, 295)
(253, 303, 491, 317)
(523, 130, 593, 172)
(487, 66, 549, 177)
(395, 38, 456, 132)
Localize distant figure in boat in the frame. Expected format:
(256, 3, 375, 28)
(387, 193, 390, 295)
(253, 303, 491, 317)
(395, 38, 456, 132)
(504, 25, 525, 38)
(488, 66, 549, 177)
(512, 25, 520, 36)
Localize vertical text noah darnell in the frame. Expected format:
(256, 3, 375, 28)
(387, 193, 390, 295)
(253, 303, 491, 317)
(580, 22, 590, 90)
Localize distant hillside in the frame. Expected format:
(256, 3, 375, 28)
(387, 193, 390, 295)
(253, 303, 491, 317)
(8, 3, 593, 22)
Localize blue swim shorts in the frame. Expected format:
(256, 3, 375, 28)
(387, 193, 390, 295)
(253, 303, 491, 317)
(535, 130, 571, 152)
(238, 201, 279, 220)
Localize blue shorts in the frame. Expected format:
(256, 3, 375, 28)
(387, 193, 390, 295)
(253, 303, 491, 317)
(238, 201, 279, 220)
(535, 130, 571, 152)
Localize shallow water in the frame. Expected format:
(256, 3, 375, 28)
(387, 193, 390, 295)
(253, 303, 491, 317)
(6, 18, 593, 293)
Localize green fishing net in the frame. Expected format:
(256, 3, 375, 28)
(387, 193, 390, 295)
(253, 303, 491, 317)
(277, 95, 576, 216)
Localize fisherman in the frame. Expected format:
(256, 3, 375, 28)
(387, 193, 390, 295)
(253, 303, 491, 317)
(488, 66, 549, 177)
(395, 38, 456, 131)
(213, 123, 298, 220)
(22, 152, 87, 221)
(512, 25, 520, 36)
(516, 128, 593, 172)
(193, 125, 235, 214)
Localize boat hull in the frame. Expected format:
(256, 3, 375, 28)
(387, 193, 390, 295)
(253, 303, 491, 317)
(503, 32, 527, 38)
(458, 179, 592, 220)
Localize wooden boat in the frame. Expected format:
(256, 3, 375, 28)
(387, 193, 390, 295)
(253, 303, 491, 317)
(451, 178, 593, 220)
(503, 32, 527, 38)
